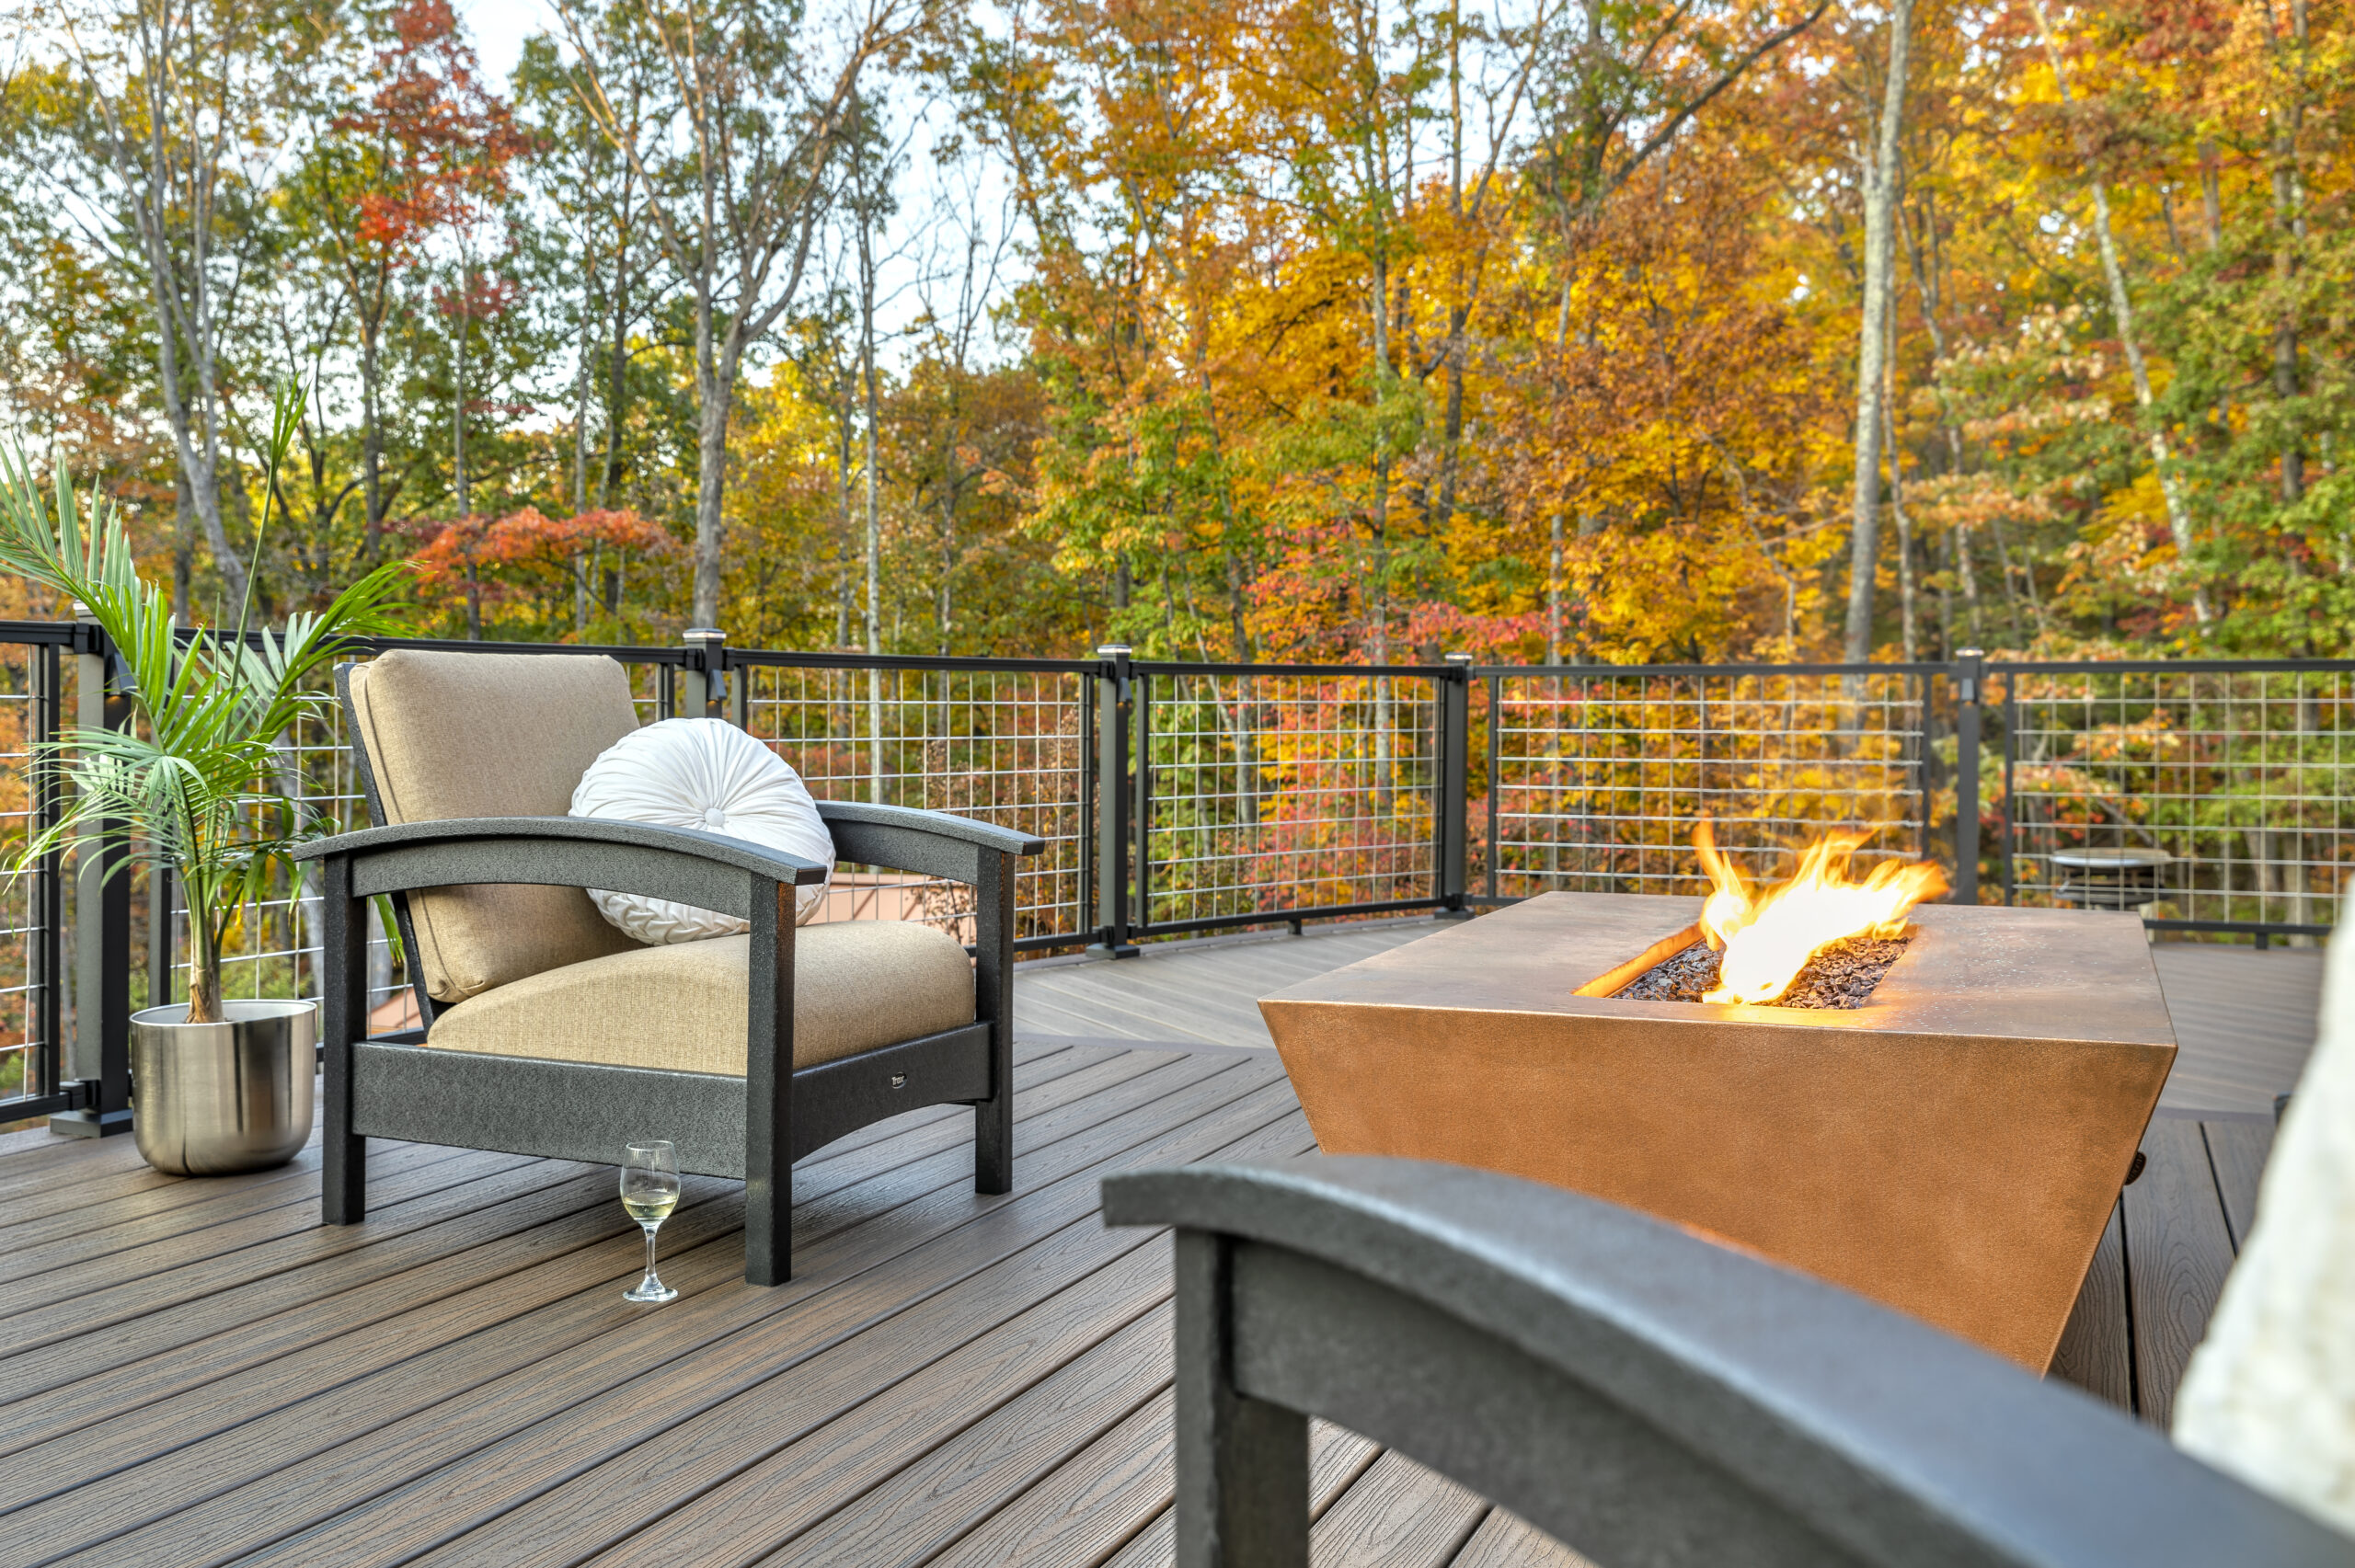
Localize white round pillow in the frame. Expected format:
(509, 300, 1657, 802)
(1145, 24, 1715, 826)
(569, 718, 835, 942)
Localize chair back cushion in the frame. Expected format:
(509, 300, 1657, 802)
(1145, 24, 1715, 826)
(347, 649, 645, 1002)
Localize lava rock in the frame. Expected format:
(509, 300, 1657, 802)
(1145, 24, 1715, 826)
(1617, 933, 1911, 1010)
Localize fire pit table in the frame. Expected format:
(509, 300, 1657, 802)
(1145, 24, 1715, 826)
(1258, 892, 2176, 1371)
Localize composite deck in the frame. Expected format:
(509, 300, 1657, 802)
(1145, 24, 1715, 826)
(0, 919, 2326, 1567)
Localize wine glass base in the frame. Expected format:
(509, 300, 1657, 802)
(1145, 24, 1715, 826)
(623, 1277, 678, 1304)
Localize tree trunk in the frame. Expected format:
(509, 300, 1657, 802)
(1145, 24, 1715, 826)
(453, 258, 470, 520)
(1882, 364, 1917, 662)
(360, 324, 385, 556)
(2028, 0, 2207, 621)
(690, 256, 730, 626)
(173, 467, 192, 624)
(837, 371, 855, 648)
(603, 223, 633, 509)
(1844, 0, 1912, 664)
(1546, 514, 1565, 664)
(857, 213, 883, 803)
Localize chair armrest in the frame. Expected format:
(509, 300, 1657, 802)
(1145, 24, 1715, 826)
(817, 800, 1044, 885)
(1104, 1157, 2345, 1568)
(294, 815, 826, 921)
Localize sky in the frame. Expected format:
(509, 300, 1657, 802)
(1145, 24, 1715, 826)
(459, 0, 548, 85)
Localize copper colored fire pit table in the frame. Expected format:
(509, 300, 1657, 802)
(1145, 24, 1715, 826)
(1258, 892, 2177, 1371)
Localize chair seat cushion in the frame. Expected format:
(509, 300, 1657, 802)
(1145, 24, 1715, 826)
(423, 920, 976, 1075)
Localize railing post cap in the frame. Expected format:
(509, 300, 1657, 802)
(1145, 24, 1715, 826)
(1444, 651, 1475, 666)
(1957, 647, 1984, 658)
(1096, 644, 1132, 657)
(683, 627, 726, 645)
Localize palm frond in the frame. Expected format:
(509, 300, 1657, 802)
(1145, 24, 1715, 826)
(0, 411, 410, 1010)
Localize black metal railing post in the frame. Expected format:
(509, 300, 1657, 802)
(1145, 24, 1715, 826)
(1133, 668, 1154, 940)
(1952, 649, 1983, 907)
(1999, 670, 2018, 908)
(1092, 646, 1138, 956)
(681, 627, 726, 719)
(32, 641, 62, 1107)
(53, 617, 132, 1138)
(1438, 654, 1472, 914)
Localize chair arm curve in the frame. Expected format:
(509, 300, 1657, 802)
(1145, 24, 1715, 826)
(815, 800, 1045, 857)
(1103, 1157, 2346, 1568)
(293, 815, 830, 884)
(296, 816, 826, 921)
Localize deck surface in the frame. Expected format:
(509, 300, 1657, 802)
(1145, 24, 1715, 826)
(0, 920, 2326, 1566)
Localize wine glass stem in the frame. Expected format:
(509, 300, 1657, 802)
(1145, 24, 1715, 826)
(643, 1223, 660, 1284)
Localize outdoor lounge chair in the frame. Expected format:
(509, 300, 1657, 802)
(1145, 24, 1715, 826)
(295, 649, 1041, 1285)
(1103, 1157, 2352, 1568)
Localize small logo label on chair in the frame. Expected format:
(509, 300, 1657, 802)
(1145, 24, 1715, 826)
(890, 1074, 907, 1090)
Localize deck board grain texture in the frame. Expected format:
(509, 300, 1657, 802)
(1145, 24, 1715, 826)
(2120, 1117, 2240, 1430)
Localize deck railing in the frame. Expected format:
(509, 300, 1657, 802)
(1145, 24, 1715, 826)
(2, 622, 2349, 1130)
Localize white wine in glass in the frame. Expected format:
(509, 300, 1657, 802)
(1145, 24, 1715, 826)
(621, 1140, 681, 1303)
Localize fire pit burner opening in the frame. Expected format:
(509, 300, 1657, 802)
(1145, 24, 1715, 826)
(1616, 933, 1912, 1010)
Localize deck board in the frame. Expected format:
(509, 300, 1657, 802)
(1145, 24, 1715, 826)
(2120, 1118, 2240, 1430)
(2050, 1203, 2132, 1411)
(1310, 1450, 1491, 1568)
(0, 918, 2320, 1567)
(78, 1066, 1294, 1568)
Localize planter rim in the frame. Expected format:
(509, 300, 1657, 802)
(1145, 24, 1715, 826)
(132, 998, 321, 1028)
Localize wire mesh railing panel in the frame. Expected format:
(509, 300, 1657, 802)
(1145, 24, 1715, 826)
(1482, 670, 1936, 900)
(1143, 671, 1441, 928)
(739, 662, 1087, 948)
(0, 641, 56, 1116)
(1999, 666, 2354, 930)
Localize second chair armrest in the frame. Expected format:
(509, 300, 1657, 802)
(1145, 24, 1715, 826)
(1104, 1157, 2344, 1568)
(817, 800, 1044, 885)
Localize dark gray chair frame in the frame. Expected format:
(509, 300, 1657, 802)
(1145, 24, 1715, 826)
(1103, 1157, 2354, 1568)
(295, 665, 1044, 1286)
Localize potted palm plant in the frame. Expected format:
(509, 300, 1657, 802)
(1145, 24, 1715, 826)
(0, 383, 406, 1174)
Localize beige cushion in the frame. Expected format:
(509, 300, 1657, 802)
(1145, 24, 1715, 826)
(423, 920, 977, 1075)
(349, 650, 644, 1002)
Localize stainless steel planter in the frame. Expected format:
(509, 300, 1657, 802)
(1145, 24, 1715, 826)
(131, 1000, 317, 1175)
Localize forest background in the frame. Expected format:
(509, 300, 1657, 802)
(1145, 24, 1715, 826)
(0, 0, 2347, 670)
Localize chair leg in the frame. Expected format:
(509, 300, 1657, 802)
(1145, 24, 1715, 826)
(1175, 1230, 1310, 1568)
(745, 874, 795, 1286)
(324, 1129, 366, 1224)
(975, 1080, 1014, 1195)
(322, 855, 367, 1226)
(746, 1166, 792, 1287)
(974, 849, 1017, 1196)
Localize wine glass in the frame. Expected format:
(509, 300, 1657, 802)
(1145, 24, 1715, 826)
(620, 1140, 681, 1303)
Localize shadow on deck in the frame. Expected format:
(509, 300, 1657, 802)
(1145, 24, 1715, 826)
(0, 919, 2324, 1566)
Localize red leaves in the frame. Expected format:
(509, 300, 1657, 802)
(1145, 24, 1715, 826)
(431, 271, 522, 323)
(328, 0, 534, 262)
(409, 507, 670, 578)
(401, 508, 674, 635)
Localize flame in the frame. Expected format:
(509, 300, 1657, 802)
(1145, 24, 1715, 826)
(1692, 821, 1948, 1005)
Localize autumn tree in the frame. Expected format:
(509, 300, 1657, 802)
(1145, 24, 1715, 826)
(557, 0, 933, 626)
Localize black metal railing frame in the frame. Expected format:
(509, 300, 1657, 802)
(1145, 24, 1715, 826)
(5, 619, 2351, 1131)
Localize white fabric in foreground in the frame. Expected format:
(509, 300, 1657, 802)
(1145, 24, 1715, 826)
(2175, 891, 2355, 1539)
(569, 717, 834, 941)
